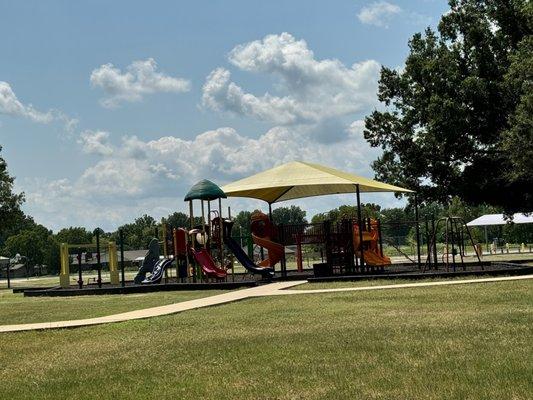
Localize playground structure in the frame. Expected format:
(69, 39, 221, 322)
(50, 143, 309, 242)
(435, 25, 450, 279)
(250, 211, 284, 269)
(133, 238, 160, 284)
(221, 161, 414, 275)
(222, 218, 275, 278)
(182, 179, 275, 280)
(353, 218, 391, 268)
(424, 216, 481, 272)
(59, 229, 120, 289)
(48, 160, 526, 295)
(182, 179, 231, 282)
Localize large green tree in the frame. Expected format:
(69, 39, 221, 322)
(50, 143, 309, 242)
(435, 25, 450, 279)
(2, 224, 59, 273)
(0, 145, 25, 246)
(117, 214, 158, 249)
(501, 35, 533, 182)
(231, 210, 253, 239)
(364, 0, 532, 214)
(55, 227, 93, 245)
(163, 212, 189, 230)
(162, 212, 202, 230)
(311, 204, 382, 224)
(272, 205, 308, 226)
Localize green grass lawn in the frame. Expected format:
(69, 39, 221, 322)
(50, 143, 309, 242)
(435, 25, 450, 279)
(290, 275, 497, 290)
(0, 289, 226, 325)
(2, 270, 141, 289)
(0, 279, 531, 399)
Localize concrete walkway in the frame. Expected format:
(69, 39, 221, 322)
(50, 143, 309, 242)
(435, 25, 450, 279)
(1, 274, 532, 333)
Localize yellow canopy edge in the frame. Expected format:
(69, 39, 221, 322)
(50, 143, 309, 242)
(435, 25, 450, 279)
(221, 161, 413, 203)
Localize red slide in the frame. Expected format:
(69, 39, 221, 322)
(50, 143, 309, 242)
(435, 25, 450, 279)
(252, 234, 284, 268)
(193, 249, 227, 279)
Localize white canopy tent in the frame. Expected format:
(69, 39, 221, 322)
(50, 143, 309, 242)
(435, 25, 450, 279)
(466, 213, 533, 251)
(466, 213, 533, 226)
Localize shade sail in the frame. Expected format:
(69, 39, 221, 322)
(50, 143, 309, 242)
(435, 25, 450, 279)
(221, 161, 413, 203)
(466, 213, 533, 226)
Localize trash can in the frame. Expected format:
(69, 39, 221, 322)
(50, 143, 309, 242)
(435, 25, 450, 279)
(313, 262, 331, 277)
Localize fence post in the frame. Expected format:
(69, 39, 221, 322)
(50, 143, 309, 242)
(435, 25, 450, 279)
(414, 194, 421, 269)
(432, 216, 438, 270)
(377, 219, 384, 257)
(324, 220, 332, 272)
(279, 223, 287, 277)
(355, 185, 365, 271)
(77, 248, 83, 289)
(6, 261, 11, 289)
(95, 228, 102, 288)
(424, 216, 430, 262)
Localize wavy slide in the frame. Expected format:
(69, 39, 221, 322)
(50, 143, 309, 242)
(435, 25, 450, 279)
(223, 236, 274, 279)
(252, 234, 284, 269)
(142, 258, 174, 284)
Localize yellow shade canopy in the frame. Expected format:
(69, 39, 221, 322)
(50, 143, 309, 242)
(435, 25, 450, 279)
(221, 161, 413, 203)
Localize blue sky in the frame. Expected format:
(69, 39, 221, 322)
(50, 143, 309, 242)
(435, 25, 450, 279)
(0, 0, 449, 231)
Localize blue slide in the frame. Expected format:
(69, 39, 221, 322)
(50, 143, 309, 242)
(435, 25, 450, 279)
(142, 258, 174, 284)
(223, 236, 274, 279)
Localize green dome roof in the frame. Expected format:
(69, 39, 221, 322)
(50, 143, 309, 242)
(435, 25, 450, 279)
(184, 179, 227, 201)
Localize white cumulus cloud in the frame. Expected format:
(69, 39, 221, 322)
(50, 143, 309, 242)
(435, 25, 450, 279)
(202, 33, 381, 125)
(90, 58, 191, 108)
(357, 1, 402, 28)
(0, 81, 54, 123)
(0, 81, 78, 132)
(78, 130, 114, 156)
(202, 68, 311, 125)
(22, 123, 379, 231)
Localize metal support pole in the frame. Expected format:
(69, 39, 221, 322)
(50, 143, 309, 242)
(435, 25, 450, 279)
(268, 203, 273, 221)
(356, 184, 365, 271)
(189, 201, 194, 229)
(432, 216, 438, 270)
(200, 200, 206, 282)
(218, 197, 225, 270)
(450, 219, 456, 271)
(377, 219, 384, 257)
(424, 216, 430, 262)
(7, 261, 11, 289)
(95, 228, 102, 288)
(324, 220, 332, 272)
(414, 194, 421, 269)
(162, 222, 168, 258)
(120, 229, 125, 287)
(201, 200, 206, 247)
(77, 248, 83, 289)
(227, 206, 235, 281)
(484, 226, 488, 254)
(190, 200, 196, 283)
(279, 223, 287, 277)
(207, 200, 211, 239)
